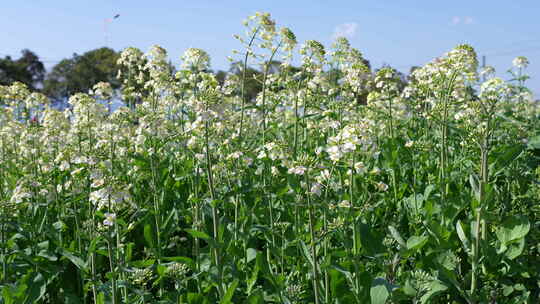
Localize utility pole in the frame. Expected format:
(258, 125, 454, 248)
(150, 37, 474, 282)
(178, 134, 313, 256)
(103, 14, 120, 47)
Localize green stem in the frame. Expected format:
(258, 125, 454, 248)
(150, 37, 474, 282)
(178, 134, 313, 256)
(305, 171, 320, 304)
(204, 120, 223, 298)
(237, 27, 260, 143)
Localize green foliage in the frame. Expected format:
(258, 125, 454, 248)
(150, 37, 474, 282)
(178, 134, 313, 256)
(43, 47, 119, 101)
(0, 12, 539, 304)
(0, 49, 45, 90)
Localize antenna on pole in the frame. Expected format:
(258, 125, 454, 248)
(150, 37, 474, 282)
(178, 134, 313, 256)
(103, 14, 120, 47)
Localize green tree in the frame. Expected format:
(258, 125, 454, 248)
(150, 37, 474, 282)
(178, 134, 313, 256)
(43, 47, 119, 101)
(0, 49, 45, 90)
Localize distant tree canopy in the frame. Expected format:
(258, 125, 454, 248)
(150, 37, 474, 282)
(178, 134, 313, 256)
(1, 47, 389, 106)
(43, 47, 120, 101)
(214, 60, 305, 102)
(0, 49, 45, 90)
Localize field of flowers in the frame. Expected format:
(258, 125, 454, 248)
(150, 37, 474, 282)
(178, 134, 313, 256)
(1, 12, 539, 304)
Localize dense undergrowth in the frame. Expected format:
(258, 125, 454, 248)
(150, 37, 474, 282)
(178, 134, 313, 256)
(1, 12, 539, 304)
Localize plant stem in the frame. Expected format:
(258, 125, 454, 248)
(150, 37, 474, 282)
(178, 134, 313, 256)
(305, 171, 320, 304)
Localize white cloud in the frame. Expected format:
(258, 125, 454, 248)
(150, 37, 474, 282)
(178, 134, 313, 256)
(333, 22, 359, 39)
(451, 16, 474, 25)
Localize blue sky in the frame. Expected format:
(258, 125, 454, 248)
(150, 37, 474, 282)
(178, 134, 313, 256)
(2, 1, 539, 96)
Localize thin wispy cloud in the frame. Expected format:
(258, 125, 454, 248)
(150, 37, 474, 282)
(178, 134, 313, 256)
(333, 22, 358, 39)
(451, 16, 474, 25)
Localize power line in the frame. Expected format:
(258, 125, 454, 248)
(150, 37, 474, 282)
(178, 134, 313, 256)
(485, 45, 540, 57)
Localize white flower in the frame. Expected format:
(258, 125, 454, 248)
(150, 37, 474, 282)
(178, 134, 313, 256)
(405, 140, 414, 148)
(310, 182, 322, 196)
(371, 167, 381, 175)
(288, 166, 307, 175)
(91, 179, 105, 188)
(338, 200, 351, 208)
(228, 151, 243, 159)
(512, 56, 529, 69)
(376, 182, 389, 192)
(326, 145, 343, 162)
(59, 161, 70, 171)
(342, 141, 356, 153)
(103, 213, 116, 227)
(354, 162, 366, 173)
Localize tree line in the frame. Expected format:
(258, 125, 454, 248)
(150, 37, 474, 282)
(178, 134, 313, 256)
(1, 47, 415, 105)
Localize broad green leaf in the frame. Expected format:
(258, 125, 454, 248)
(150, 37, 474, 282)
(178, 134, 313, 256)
(246, 253, 259, 294)
(496, 215, 530, 245)
(144, 223, 155, 248)
(187, 293, 205, 304)
(61, 250, 87, 272)
(370, 278, 393, 304)
(185, 229, 218, 248)
(420, 281, 448, 304)
(359, 222, 385, 255)
(406, 235, 428, 252)
(469, 174, 480, 202)
(162, 256, 194, 267)
(388, 226, 406, 247)
(424, 185, 435, 199)
(219, 279, 239, 304)
(526, 135, 540, 150)
(456, 220, 470, 255)
(23, 272, 47, 304)
(299, 240, 314, 268)
(504, 238, 526, 260)
(247, 290, 264, 304)
(185, 229, 212, 240)
(246, 248, 257, 264)
(96, 292, 105, 304)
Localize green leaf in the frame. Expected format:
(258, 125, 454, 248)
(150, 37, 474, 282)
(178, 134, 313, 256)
(370, 278, 393, 304)
(406, 235, 428, 252)
(162, 256, 194, 267)
(388, 226, 406, 247)
(505, 238, 526, 260)
(246, 248, 258, 264)
(61, 250, 87, 272)
(219, 279, 239, 304)
(22, 272, 47, 304)
(185, 229, 218, 248)
(247, 290, 264, 304)
(456, 220, 470, 255)
(496, 215, 530, 245)
(185, 229, 211, 240)
(331, 265, 355, 291)
(526, 135, 540, 150)
(187, 293, 205, 304)
(96, 292, 105, 304)
(144, 223, 155, 248)
(495, 145, 523, 168)
(469, 174, 480, 202)
(419, 281, 448, 304)
(436, 250, 458, 271)
(359, 222, 385, 255)
(424, 185, 435, 199)
(299, 240, 314, 268)
(246, 252, 260, 295)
